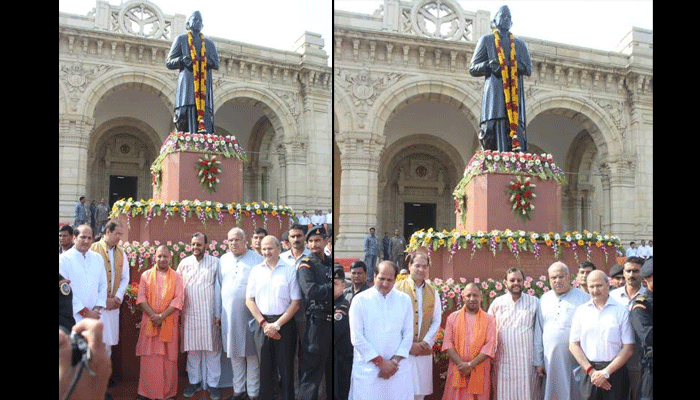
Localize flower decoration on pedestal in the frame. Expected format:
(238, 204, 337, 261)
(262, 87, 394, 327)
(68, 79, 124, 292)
(197, 154, 221, 193)
(507, 175, 536, 222)
(124, 282, 140, 314)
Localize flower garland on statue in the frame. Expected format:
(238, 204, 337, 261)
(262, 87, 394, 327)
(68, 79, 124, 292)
(493, 30, 520, 151)
(507, 175, 536, 222)
(197, 154, 221, 193)
(187, 30, 207, 133)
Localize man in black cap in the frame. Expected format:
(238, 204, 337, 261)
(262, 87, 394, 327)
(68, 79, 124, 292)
(333, 264, 352, 400)
(630, 259, 652, 400)
(297, 225, 333, 400)
(609, 264, 625, 289)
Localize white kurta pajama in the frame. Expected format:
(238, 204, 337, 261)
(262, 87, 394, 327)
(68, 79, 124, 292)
(488, 292, 541, 400)
(534, 287, 590, 400)
(348, 287, 414, 400)
(404, 282, 442, 398)
(219, 250, 263, 396)
(98, 245, 130, 348)
(58, 248, 107, 324)
(179, 254, 223, 388)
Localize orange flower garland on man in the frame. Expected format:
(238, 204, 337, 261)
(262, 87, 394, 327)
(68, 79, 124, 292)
(166, 11, 220, 134)
(469, 5, 532, 152)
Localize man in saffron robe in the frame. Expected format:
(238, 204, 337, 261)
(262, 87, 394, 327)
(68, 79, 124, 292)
(442, 283, 497, 400)
(135, 245, 184, 400)
(394, 253, 441, 400)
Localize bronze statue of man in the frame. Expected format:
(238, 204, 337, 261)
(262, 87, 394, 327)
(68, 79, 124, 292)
(469, 5, 532, 153)
(166, 11, 220, 134)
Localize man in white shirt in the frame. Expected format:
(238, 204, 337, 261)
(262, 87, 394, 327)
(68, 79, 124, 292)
(569, 270, 634, 400)
(625, 242, 637, 258)
(246, 236, 301, 400)
(311, 209, 325, 226)
(348, 261, 414, 400)
(219, 227, 263, 400)
(636, 240, 651, 260)
(297, 211, 311, 227)
(59, 225, 107, 324)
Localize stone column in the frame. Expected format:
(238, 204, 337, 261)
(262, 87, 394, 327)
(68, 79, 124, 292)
(59, 115, 94, 224)
(599, 157, 636, 244)
(335, 133, 383, 259)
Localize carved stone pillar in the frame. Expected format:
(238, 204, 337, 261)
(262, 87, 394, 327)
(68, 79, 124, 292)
(599, 157, 636, 243)
(335, 133, 383, 259)
(59, 115, 95, 223)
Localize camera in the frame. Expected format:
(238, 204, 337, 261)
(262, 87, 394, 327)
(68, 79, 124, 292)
(59, 326, 89, 366)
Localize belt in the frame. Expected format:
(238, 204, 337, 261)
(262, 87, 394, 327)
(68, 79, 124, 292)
(310, 311, 333, 322)
(262, 314, 282, 323)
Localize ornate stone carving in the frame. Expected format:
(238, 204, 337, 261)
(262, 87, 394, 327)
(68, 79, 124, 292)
(60, 61, 110, 93)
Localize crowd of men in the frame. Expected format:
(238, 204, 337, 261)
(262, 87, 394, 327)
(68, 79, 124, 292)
(59, 220, 333, 400)
(334, 252, 653, 400)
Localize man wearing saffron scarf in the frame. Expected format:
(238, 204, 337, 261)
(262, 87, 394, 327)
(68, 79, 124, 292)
(469, 5, 532, 152)
(135, 245, 184, 400)
(442, 283, 497, 400)
(394, 253, 441, 400)
(89, 220, 130, 362)
(348, 261, 414, 400)
(166, 11, 220, 134)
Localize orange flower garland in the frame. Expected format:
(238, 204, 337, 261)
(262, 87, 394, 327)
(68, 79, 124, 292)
(493, 30, 520, 151)
(187, 31, 207, 133)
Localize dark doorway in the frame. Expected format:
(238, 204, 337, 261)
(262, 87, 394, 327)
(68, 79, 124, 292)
(403, 202, 436, 240)
(109, 175, 138, 208)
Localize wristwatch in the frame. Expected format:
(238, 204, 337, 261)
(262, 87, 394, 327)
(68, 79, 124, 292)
(602, 369, 610, 379)
(272, 322, 281, 331)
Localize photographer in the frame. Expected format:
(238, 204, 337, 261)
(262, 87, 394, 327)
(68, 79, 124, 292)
(59, 318, 111, 400)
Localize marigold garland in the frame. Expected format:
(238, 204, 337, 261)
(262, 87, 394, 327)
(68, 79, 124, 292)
(187, 30, 207, 133)
(493, 30, 520, 151)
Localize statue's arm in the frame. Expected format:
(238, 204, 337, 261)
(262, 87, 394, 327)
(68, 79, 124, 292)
(165, 37, 186, 70)
(207, 40, 220, 70)
(516, 40, 532, 77)
(469, 36, 493, 78)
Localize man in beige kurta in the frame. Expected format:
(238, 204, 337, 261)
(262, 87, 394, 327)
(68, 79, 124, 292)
(179, 233, 223, 399)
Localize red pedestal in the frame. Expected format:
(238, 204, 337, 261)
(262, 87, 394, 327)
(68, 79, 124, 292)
(456, 172, 561, 233)
(154, 150, 243, 204)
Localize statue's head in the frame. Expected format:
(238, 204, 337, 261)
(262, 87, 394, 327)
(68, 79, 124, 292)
(492, 5, 512, 32)
(187, 11, 204, 32)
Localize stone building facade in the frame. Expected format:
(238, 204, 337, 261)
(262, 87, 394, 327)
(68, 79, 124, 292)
(59, 0, 332, 224)
(333, 0, 652, 258)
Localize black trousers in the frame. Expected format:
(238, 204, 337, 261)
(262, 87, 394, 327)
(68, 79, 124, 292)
(580, 361, 629, 400)
(298, 314, 332, 400)
(254, 314, 297, 400)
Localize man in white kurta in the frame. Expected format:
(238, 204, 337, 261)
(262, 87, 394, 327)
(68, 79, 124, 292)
(395, 253, 441, 400)
(219, 227, 263, 399)
(59, 225, 107, 324)
(534, 262, 590, 400)
(89, 220, 130, 358)
(348, 261, 414, 400)
(179, 233, 223, 399)
(488, 268, 541, 400)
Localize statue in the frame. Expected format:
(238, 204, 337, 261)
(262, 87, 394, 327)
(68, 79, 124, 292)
(469, 5, 532, 153)
(166, 11, 220, 134)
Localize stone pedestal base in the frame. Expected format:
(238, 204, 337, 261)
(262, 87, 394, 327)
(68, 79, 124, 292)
(456, 172, 561, 233)
(154, 150, 243, 204)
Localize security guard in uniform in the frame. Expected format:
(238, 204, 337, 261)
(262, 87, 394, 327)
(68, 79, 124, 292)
(297, 225, 333, 400)
(333, 265, 352, 400)
(59, 273, 75, 330)
(630, 258, 652, 400)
